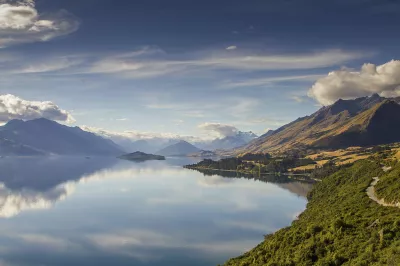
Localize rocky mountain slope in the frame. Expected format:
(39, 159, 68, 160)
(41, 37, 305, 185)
(239, 94, 400, 154)
(0, 118, 123, 156)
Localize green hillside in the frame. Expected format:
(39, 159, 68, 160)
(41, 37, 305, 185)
(224, 160, 400, 266)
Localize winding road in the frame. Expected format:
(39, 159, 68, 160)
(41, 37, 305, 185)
(366, 167, 400, 208)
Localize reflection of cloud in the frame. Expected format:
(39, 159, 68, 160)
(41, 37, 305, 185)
(0, 183, 74, 218)
(197, 175, 236, 187)
(216, 220, 278, 233)
(0, 161, 188, 218)
(86, 229, 256, 256)
(87, 229, 170, 249)
(0, 159, 311, 266)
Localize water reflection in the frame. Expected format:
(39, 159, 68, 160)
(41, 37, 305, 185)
(0, 157, 119, 218)
(0, 157, 312, 266)
(189, 168, 314, 198)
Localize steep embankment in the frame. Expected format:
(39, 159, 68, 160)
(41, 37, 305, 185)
(225, 160, 400, 265)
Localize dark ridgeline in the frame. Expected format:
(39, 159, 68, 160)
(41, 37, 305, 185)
(0, 118, 123, 156)
(239, 94, 400, 154)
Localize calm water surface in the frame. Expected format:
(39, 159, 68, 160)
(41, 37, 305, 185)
(0, 157, 312, 266)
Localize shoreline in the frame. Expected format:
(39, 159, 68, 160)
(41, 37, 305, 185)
(184, 166, 319, 182)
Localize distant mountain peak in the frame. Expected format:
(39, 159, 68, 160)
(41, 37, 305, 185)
(5, 119, 24, 127)
(157, 140, 200, 156)
(370, 93, 381, 99)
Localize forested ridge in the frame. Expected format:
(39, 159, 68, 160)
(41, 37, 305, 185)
(224, 160, 400, 265)
(184, 154, 315, 174)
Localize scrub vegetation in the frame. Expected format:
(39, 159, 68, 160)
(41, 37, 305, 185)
(224, 160, 400, 266)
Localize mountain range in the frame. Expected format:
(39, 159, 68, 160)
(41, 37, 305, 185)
(0, 118, 123, 156)
(3, 94, 400, 157)
(202, 131, 258, 151)
(156, 140, 201, 156)
(83, 126, 258, 152)
(238, 94, 400, 155)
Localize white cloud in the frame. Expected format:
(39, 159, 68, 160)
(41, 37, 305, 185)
(221, 74, 323, 89)
(226, 45, 237, 50)
(80, 126, 206, 144)
(198, 122, 238, 138)
(14, 56, 82, 73)
(0, 94, 75, 123)
(290, 95, 307, 103)
(243, 117, 287, 127)
(0, 0, 79, 47)
(88, 49, 365, 79)
(308, 60, 400, 105)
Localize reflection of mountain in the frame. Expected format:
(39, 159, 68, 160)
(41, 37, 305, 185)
(0, 157, 118, 218)
(276, 183, 314, 198)
(188, 168, 314, 198)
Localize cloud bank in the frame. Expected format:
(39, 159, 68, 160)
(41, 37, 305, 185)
(81, 126, 205, 145)
(308, 60, 400, 105)
(198, 123, 239, 137)
(0, 0, 79, 47)
(0, 94, 75, 123)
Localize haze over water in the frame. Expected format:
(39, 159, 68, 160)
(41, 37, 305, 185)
(0, 157, 310, 266)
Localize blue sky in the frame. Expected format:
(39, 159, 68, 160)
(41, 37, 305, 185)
(0, 0, 400, 140)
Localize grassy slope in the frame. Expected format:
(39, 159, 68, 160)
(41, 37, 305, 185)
(240, 101, 387, 155)
(375, 163, 400, 204)
(224, 160, 400, 266)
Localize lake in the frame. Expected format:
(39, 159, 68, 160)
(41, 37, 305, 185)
(0, 157, 312, 266)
